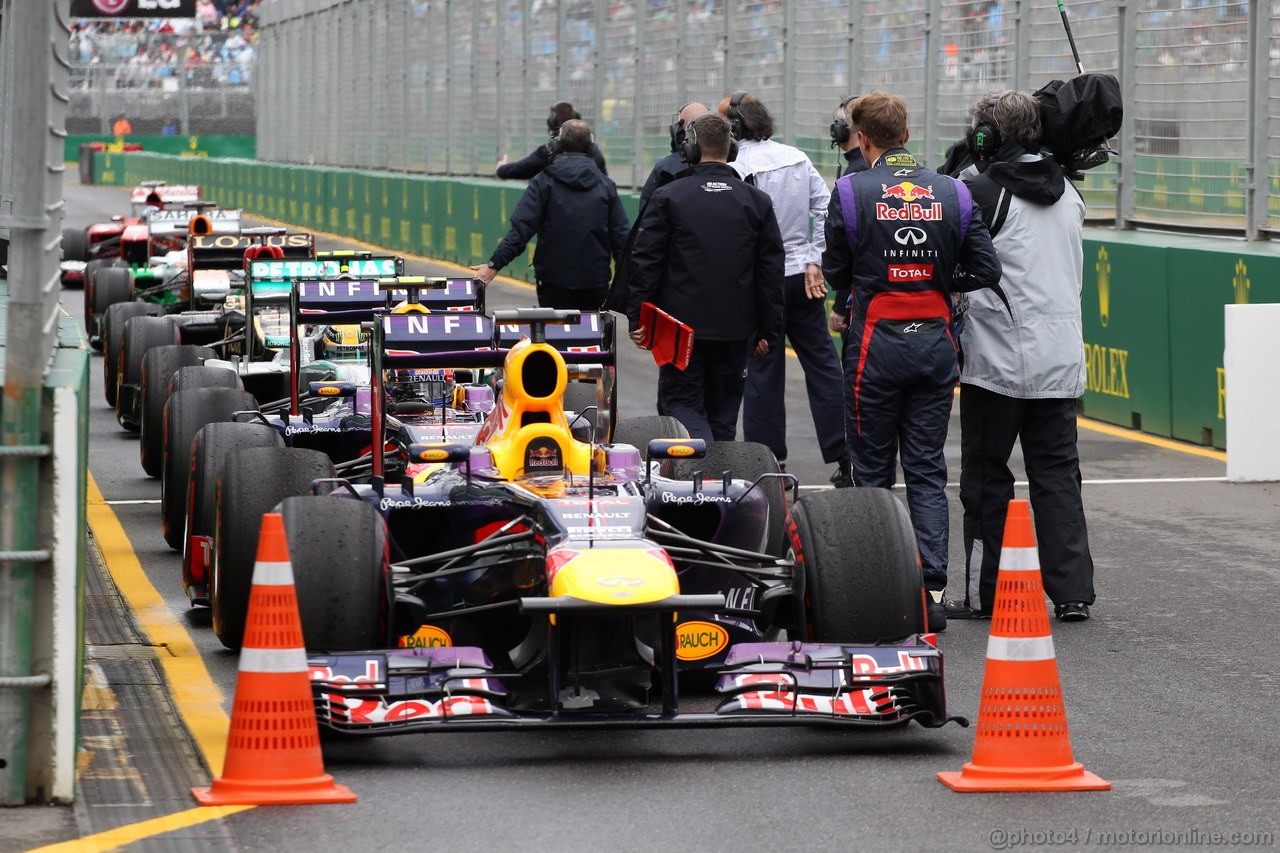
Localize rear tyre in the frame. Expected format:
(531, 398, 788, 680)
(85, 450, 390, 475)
(562, 381, 601, 442)
(788, 488, 924, 643)
(140, 345, 215, 477)
(85, 261, 131, 348)
(280, 496, 388, 651)
(170, 365, 243, 394)
(61, 228, 89, 264)
(92, 266, 134, 316)
(611, 415, 690, 448)
(212, 447, 336, 649)
(183, 422, 283, 603)
(102, 302, 154, 407)
(673, 441, 787, 558)
(161, 387, 259, 550)
(117, 316, 179, 430)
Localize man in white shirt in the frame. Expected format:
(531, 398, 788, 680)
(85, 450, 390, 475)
(718, 91, 847, 484)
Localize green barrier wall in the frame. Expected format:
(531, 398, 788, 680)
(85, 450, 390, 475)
(93, 151, 1280, 450)
(66, 135, 255, 161)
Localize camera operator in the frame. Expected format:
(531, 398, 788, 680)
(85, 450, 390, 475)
(948, 89, 1096, 623)
(495, 101, 607, 180)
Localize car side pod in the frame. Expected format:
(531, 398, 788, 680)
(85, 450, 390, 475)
(193, 512, 357, 806)
(937, 500, 1109, 793)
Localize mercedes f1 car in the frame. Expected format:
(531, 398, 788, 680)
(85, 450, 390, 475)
(221, 309, 963, 733)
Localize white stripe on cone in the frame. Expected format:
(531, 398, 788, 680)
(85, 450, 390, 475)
(998, 547, 1040, 572)
(251, 560, 295, 585)
(239, 646, 309, 674)
(986, 634, 1057, 662)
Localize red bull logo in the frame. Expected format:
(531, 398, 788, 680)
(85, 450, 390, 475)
(876, 202, 942, 222)
(527, 443, 562, 468)
(882, 182, 935, 202)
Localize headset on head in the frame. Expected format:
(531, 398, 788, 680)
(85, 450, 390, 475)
(725, 90, 748, 140)
(546, 102, 582, 134)
(966, 95, 1003, 162)
(679, 113, 738, 165)
(546, 124, 596, 158)
(668, 102, 696, 152)
(829, 95, 856, 148)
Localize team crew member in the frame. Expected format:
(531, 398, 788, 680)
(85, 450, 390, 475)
(472, 120, 628, 311)
(822, 91, 1002, 632)
(828, 94, 872, 373)
(495, 101, 607, 180)
(626, 112, 785, 442)
(606, 102, 708, 314)
(949, 90, 1096, 623)
(721, 91, 846, 482)
(639, 102, 707, 208)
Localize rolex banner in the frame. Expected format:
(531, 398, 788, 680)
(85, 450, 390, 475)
(71, 0, 196, 17)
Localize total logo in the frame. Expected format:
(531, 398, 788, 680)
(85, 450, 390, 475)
(888, 264, 934, 282)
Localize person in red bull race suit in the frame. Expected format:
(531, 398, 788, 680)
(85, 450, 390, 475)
(821, 91, 1003, 633)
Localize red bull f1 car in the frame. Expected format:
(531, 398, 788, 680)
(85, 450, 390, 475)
(230, 309, 964, 735)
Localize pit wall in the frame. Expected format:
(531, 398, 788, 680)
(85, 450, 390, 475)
(94, 151, 1280, 450)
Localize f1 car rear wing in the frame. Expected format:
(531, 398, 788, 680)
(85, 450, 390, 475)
(189, 231, 314, 271)
(367, 309, 615, 479)
(130, 184, 201, 207)
(376, 276, 486, 315)
(147, 207, 240, 237)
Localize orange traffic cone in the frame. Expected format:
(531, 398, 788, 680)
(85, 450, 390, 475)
(938, 499, 1109, 793)
(192, 512, 356, 805)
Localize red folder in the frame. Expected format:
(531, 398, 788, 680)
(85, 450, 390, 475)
(639, 302, 695, 371)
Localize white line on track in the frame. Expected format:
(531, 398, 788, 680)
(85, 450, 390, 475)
(104, 499, 163, 505)
(797, 476, 1228, 491)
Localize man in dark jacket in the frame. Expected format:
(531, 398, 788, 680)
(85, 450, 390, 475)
(948, 89, 1096, 623)
(822, 91, 1003, 633)
(495, 101, 608, 180)
(639, 102, 707, 208)
(627, 113, 785, 442)
(472, 120, 628, 311)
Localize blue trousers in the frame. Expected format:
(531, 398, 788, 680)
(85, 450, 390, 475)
(743, 273, 846, 464)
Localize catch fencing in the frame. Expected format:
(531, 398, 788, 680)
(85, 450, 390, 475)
(256, 0, 1278, 237)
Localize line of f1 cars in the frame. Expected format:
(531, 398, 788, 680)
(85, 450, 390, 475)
(72, 186, 964, 737)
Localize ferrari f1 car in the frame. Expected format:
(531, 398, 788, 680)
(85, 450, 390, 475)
(222, 309, 963, 732)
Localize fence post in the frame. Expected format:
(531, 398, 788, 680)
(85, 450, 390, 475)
(633, 5, 645, 186)
(1116, 0, 1136, 230)
(1247, 0, 1269, 240)
(923, 0, 939, 165)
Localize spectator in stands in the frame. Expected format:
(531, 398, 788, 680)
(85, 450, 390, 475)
(472, 120, 628, 311)
(496, 101, 607, 180)
(161, 116, 180, 135)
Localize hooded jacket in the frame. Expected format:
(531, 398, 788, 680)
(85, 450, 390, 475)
(489, 153, 629, 291)
(959, 147, 1087, 398)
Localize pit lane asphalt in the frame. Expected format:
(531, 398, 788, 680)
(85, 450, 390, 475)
(62, 178, 1278, 852)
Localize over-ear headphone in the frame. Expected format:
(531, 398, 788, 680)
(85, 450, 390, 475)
(680, 114, 738, 165)
(546, 102, 582, 133)
(668, 102, 695, 152)
(726, 90, 748, 140)
(829, 95, 855, 148)
(546, 127, 596, 157)
(966, 96, 1002, 161)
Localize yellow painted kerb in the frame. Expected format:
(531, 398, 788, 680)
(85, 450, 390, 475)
(27, 805, 253, 853)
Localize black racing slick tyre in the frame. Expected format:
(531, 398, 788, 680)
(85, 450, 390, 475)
(92, 266, 134, 317)
(212, 447, 336, 649)
(102, 302, 151, 406)
(170, 365, 244, 394)
(562, 381, 601, 442)
(117, 316, 179, 429)
(280, 496, 389, 651)
(160, 388, 259, 551)
(612, 415, 690, 449)
(139, 345, 215, 477)
(673, 441, 788, 558)
(84, 257, 128, 340)
(182, 422, 283, 604)
(787, 488, 925, 643)
(61, 228, 89, 264)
